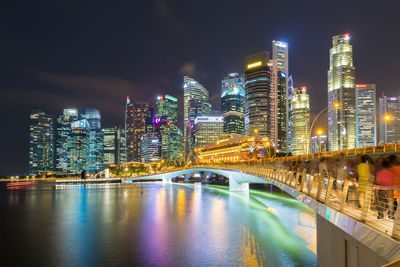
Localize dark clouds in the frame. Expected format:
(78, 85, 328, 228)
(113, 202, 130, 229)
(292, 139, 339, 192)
(1, 0, 400, 175)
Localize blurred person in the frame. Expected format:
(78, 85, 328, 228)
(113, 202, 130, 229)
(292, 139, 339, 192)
(388, 155, 400, 212)
(335, 155, 348, 201)
(357, 155, 370, 208)
(375, 159, 394, 220)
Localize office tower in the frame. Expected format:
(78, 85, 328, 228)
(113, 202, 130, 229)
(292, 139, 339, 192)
(221, 73, 245, 135)
(328, 33, 356, 151)
(125, 97, 149, 162)
(271, 41, 289, 152)
(311, 135, 328, 154)
(103, 126, 126, 166)
(29, 109, 54, 175)
(55, 109, 79, 173)
(80, 109, 103, 174)
(183, 76, 212, 159)
(68, 119, 90, 174)
(290, 87, 310, 155)
(155, 94, 181, 161)
(355, 84, 377, 147)
(194, 116, 224, 149)
(140, 133, 162, 163)
(379, 94, 400, 144)
(145, 107, 155, 133)
(287, 75, 294, 152)
(244, 51, 271, 137)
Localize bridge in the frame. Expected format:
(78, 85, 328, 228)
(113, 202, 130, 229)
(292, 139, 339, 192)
(124, 162, 400, 267)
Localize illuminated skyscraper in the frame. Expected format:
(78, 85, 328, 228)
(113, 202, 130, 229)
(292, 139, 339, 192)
(379, 94, 400, 144)
(221, 73, 245, 135)
(287, 75, 294, 152)
(270, 40, 289, 153)
(355, 84, 377, 147)
(103, 126, 126, 166)
(244, 51, 271, 137)
(328, 33, 356, 151)
(55, 108, 78, 173)
(80, 109, 103, 174)
(125, 97, 149, 162)
(140, 133, 162, 163)
(194, 116, 224, 149)
(29, 109, 54, 175)
(155, 94, 181, 161)
(183, 76, 212, 159)
(290, 87, 310, 155)
(68, 119, 90, 174)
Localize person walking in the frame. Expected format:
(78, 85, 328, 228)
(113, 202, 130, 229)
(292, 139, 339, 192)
(388, 155, 400, 212)
(357, 155, 370, 208)
(375, 159, 394, 220)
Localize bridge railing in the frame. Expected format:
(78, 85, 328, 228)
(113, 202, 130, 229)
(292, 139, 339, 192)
(196, 163, 400, 242)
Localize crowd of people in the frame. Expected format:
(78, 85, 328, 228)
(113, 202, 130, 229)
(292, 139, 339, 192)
(285, 154, 400, 220)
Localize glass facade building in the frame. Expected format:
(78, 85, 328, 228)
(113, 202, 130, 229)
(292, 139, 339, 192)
(68, 119, 90, 174)
(125, 97, 149, 162)
(140, 133, 162, 163)
(155, 94, 182, 161)
(29, 109, 54, 175)
(379, 94, 400, 144)
(183, 76, 212, 159)
(328, 33, 356, 151)
(103, 126, 126, 166)
(194, 116, 224, 149)
(55, 109, 79, 173)
(290, 87, 310, 155)
(221, 73, 245, 135)
(355, 84, 377, 147)
(244, 51, 271, 137)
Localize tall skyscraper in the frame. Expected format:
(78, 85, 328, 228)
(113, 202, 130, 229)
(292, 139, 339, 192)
(290, 87, 310, 155)
(379, 94, 400, 144)
(55, 108, 78, 173)
(125, 97, 149, 162)
(244, 51, 271, 137)
(221, 73, 245, 135)
(68, 119, 90, 174)
(29, 110, 54, 175)
(183, 76, 212, 159)
(271, 41, 289, 152)
(328, 33, 356, 151)
(103, 126, 126, 166)
(155, 94, 181, 161)
(194, 116, 224, 149)
(80, 109, 103, 174)
(140, 133, 162, 163)
(287, 75, 294, 152)
(356, 84, 377, 147)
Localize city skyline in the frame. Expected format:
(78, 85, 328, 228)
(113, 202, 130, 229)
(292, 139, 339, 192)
(3, 1, 400, 175)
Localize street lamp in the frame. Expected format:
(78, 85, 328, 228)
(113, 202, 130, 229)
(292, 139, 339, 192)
(307, 102, 340, 154)
(384, 113, 392, 122)
(316, 128, 324, 152)
(253, 129, 259, 135)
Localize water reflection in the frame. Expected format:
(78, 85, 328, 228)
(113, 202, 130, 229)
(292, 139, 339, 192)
(0, 182, 316, 266)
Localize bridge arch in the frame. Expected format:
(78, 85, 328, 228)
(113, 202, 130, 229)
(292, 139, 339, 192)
(125, 168, 269, 191)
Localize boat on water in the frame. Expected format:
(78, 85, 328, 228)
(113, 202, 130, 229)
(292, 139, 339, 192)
(6, 181, 38, 189)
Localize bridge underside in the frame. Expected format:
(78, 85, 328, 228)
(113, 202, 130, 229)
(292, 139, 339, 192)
(124, 168, 268, 191)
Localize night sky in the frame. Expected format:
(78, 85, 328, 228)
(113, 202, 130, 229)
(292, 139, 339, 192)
(2, 0, 400, 175)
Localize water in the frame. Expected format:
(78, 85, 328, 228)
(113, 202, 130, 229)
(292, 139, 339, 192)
(0, 182, 316, 266)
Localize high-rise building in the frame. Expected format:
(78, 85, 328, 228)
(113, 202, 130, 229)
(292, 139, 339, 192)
(68, 119, 90, 174)
(155, 94, 181, 161)
(194, 116, 224, 149)
(55, 109, 79, 173)
(272, 40, 289, 76)
(221, 73, 245, 135)
(140, 133, 162, 163)
(287, 75, 294, 152)
(356, 84, 377, 147)
(244, 51, 271, 137)
(29, 110, 54, 175)
(379, 94, 400, 144)
(103, 126, 126, 166)
(183, 76, 212, 159)
(328, 33, 356, 151)
(290, 87, 310, 155)
(125, 97, 149, 162)
(80, 109, 103, 174)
